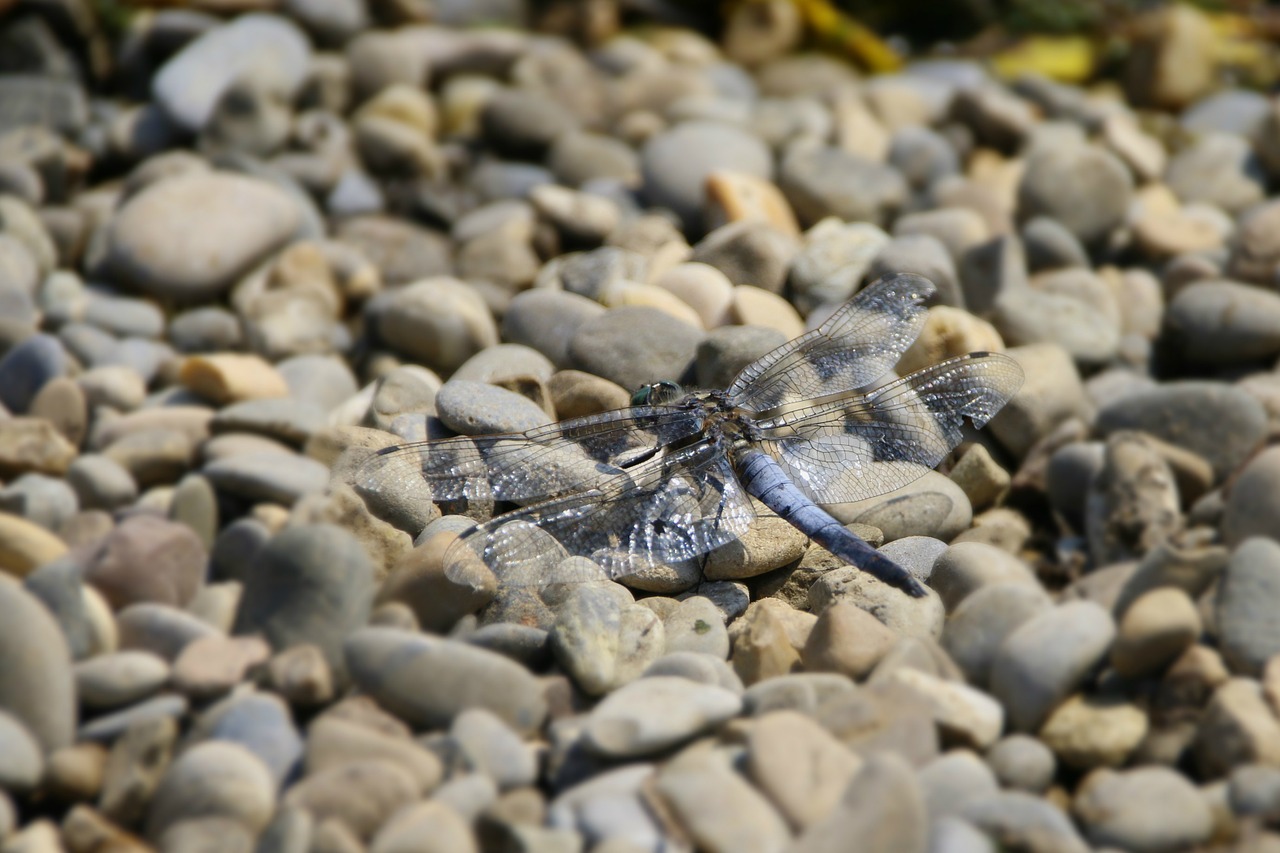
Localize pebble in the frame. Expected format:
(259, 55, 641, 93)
(1164, 279, 1280, 365)
(345, 627, 548, 735)
(373, 277, 497, 374)
(0, 333, 67, 414)
(918, 750, 999, 818)
(0, 576, 76, 753)
(929, 541, 1040, 611)
(962, 790, 1089, 853)
(1017, 142, 1133, 244)
(881, 668, 1004, 750)
(640, 120, 772, 230)
(116, 601, 219, 661)
(1111, 586, 1202, 678)
(808, 561, 946, 641)
(989, 600, 1116, 732)
(1216, 538, 1280, 675)
(985, 734, 1057, 794)
(1038, 692, 1149, 770)
(1223, 447, 1280, 548)
(284, 758, 418, 841)
(654, 746, 791, 853)
(306, 714, 441, 794)
(1166, 132, 1266, 214)
(0, 473, 77, 531)
(64, 450, 135, 504)
(788, 752, 929, 853)
(234, 524, 374, 674)
(79, 693, 188, 743)
(449, 707, 537, 790)
(1192, 677, 1280, 778)
(800, 599, 897, 680)
(780, 144, 908, 227)
(369, 801, 476, 853)
(829, 469, 974, 546)
(568, 305, 704, 391)
(83, 514, 206, 609)
(0, 710, 43, 793)
(583, 676, 741, 758)
(103, 171, 302, 301)
(1074, 766, 1214, 851)
(0, 417, 78, 477)
(74, 651, 170, 710)
(1095, 380, 1266, 482)
(434, 380, 553, 436)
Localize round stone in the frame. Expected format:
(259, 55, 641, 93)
(145, 741, 276, 841)
(1073, 766, 1213, 851)
(1016, 142, 1133, 244)
(104, 172, 301, 301)
(641, 120, 772, 230)
(585, 676, 742, 758)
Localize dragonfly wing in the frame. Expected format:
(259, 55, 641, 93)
(354, 403, 705, 524)
(725, 273, 935, 413)
(756, 352, 1025, 504)
(443, 439, 757, 588)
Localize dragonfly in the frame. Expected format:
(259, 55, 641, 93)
(356, 273, 1024, 598)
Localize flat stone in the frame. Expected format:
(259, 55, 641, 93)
(345, 627, 548, 735)
(584, 676, 741, 759)
(788, 753, 929, 853)
(103, 172, 301, 301)
(989, 600, 1116, 731)
(234, 524, 375, 675)
(0, 576, 76, 753)
(655, 746, 791, 853)
(1038, 692, 1149, 770)
(1074, 766, 1214, 851)
(83, 514, 206, 610)
(74, 651, 170, 710)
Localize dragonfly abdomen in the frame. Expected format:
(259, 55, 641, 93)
(734, 448, 929, 597)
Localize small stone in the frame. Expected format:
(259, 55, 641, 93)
(986, 344, 1090, 459)
(179, 353, 290, 404)
(947, 444, 1011, 511)
(929, 541, 1041, 612)
(1224, 448, 1280, 548)
(1111, 587, 1201, 678)
(962, 791, 1089, 853)
(74, 651, 170, 710)
(808, 561, 946, 641)
(780, 144, 907, 228)
(0, 333, 67, 414)
(0, 417, 77, 477)
(641, 120, 773, 230)
(450, 707, 536, 790)
(373, 277, 497, 374)
(171, 635, 271, 700)
(730, 598, 806, 685)
(568, 306, 703, 392)
(746, 710, 862, 830)
(1166, 132, 1266, 215)
(104, 172, 302, 301)
(234, 524, 375, 675)
(65, 455, 138, 512)
(881, 668, 1005, 750)
(0, 710, 43, 792)
(98, 717, 178, 827)
(1193, 677, 1280, 778)
(800, 600, 897, 680)
(434, 380, 553, 436)
(284, 759, 419, 842)
(788, 753, 929, 853)
(144, 741, 275, 841)
(1074, 766, 1214, 851)
(583, 676, 741, 759)
(0, 510, 68, 576)
(1016, 142, 1133, 244)
(83, 514, 206, 609)
(1096, 380, 1266, 483)
(345, 627, 548, 735)
(1217, 538, 1280, 676)
(661, 596, 730, 659)
(691, 220, 797, 296)
(985, 733, 1057, 793)
(655, 746, 791, 853)
(989, 600, 1116, 732)
(369, 800, 477, 853)
(1038, 692, 1149, 770)
(117, 603, 220, 661)
(305, 714, 442, 794)
(0, 575, 76, 753)
(1165, 280, 1280, 365)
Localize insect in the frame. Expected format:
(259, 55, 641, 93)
(357, 273, 1024, 598)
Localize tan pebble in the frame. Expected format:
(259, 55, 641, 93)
(269, 644, 334, 708)
(45, 743, 108, 802)
(353, 83, 438, 136)
(179, 353, 289, 405)
(600, 280, 705, 328)
(832, 91, 890, 162)
(0, 417, 77, 477)
(731, 286, 804, 338)
(897, 305, 1006, 375)
(378, 531, 497, 633)
(62, 804, 150, 852)
(172, 635, 271, 700)
(1039, 692, 1149, 770)
(546, 370, 629, 419)
(1111, 587, 1201, 678)
(948, 444, 1012, 511)
(0, 511, 68, 576)
(801, 599, 896, 679)
(652, 262, 734, 328)
(705, 171, 800, 237)
(29, 377, 88, 447)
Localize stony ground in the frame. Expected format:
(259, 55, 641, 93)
(4, 1, 1280, 851)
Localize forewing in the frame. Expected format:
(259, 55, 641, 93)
(755, 352, 1024, 504)
(354, 403, 705, 522)
(725, 273, 935, 413)
(443, 440, 757, 588)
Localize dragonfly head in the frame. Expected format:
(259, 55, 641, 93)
(630, 379, 683, 406)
